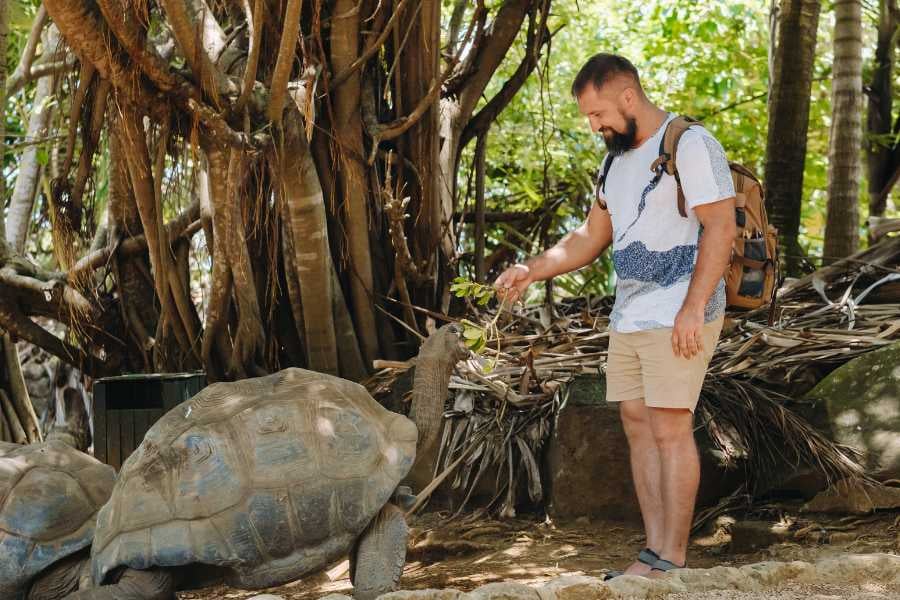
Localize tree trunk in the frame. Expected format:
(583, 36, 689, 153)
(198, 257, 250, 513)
(398, 0, 443, 277)
(0, 0, 8, 247)
(16, 0, 554, 384)
(865, 0, 899, 224)
(330, 0, 380, 368)
(768, 0, 780, 104)
(474, 130, 488, 283)
(764, 0, 821, 275)
(823, 0, 862, 262)
(6, 28, 60, 253)
(280, 116, 341, 375)
(0, 0, 43, 445)
(108, 119, 159, 372)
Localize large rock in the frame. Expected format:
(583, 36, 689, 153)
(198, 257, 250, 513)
(378, 590, 466, 600)
(468, 582, 541, 600)
(803, 479, 900, 514)
(534, 576, 608, 600)
(544, 374, 741, 521)
(805, 341, 900, 480)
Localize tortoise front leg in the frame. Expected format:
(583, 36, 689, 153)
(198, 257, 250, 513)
(350, 503, 408, 600)
(27, 549, 90, 600)
(63, 568, 176, 600)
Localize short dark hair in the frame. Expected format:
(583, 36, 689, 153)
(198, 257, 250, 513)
(571, 53, 641, 97)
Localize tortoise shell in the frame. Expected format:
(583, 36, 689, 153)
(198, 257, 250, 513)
(91, 368, 417, 589)
(0, 440, 115, 600)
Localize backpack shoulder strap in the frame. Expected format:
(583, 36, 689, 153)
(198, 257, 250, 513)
(650, 115, 702, 218)
(594, 153, 615, 209)
(599, 153, 614, 192)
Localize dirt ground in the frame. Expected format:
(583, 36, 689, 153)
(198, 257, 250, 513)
(178, 506, 900, 600)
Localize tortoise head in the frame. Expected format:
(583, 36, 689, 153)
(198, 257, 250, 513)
(45, 387, 91, 452)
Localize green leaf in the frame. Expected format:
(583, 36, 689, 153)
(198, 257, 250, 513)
(463, 325, 484, 340)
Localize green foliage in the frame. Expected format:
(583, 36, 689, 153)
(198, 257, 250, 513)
(454, 0, 892, 294)
(450, 277, 496, 306)
(450, 276, 509, 373)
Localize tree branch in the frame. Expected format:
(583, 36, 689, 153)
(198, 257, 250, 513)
(236, 0, 264, 111)
(453, 210, 540, 223)
(446, 0, 469, 57)
(95, 0, 180, 92)
(330, 0, 409, 90)
(5, 56, 76, 97)
(268, 0, 302, 123)
(699, 90, 769, 120)
(460, 3, 551, 149)
(455, 0, 532, 122)
(376, 75, 446, 140)
(158, 0, 236, 101)
(10, 6, 48, 84)
(0, 298, 109, 377)
(68, 200, 201, 280)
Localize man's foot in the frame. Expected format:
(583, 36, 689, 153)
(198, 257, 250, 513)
(646, 557, 685, 579)
(603, 548, 659, 580)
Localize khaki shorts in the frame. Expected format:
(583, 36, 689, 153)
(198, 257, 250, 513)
(605, 316, 724, 412)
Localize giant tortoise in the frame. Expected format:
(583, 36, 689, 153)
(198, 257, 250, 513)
(71, 323, 467, 600)
(0, 430, 115, 599)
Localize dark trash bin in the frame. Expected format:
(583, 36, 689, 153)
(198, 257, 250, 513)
(92, 372, 206, 469)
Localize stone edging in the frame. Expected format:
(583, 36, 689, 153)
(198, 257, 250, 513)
(315, 553, 899, 600)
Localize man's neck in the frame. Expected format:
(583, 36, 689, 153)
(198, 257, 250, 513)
(632, 106, 670, 148)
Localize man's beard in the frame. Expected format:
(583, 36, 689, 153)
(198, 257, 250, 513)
(601, 117, 638, 156)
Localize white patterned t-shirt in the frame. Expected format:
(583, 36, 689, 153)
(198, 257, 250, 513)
(597, 114, 735, 333)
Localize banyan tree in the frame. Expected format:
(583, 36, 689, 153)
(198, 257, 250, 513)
(0, 0, 553, 395)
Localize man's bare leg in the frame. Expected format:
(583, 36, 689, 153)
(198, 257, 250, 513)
(619, 399, 664, 576)
(647, 406, 699, 573)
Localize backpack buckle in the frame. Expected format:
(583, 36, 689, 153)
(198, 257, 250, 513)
(650, 154, 668, 173)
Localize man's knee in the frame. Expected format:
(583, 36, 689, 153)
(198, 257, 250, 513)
(620, 400, 650, 439)
(647, 407, 695, 448)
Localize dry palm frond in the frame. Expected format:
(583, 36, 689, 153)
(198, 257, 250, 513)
(697, 377, 868, 493)
(365, 236, 900, 516)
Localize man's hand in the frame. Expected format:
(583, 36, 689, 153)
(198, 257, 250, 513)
(494, 263, 534, 303)
(671, 305, 705, 359)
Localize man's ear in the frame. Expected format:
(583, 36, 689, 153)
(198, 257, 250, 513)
(620, 86, 637, 109)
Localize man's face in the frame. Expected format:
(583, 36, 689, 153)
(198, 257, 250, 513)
(576, 84, 637, 156)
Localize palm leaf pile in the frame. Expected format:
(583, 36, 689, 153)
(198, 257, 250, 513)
(365, 236, 900, 517)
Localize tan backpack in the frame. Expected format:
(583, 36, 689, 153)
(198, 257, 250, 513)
(598, 115, 779, 311)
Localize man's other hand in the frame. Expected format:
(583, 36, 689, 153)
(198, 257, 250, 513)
(671, 306, 705, 359)
(494, 264, 533, 303)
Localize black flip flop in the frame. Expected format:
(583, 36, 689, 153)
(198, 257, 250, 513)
(602, 548, 660, 581)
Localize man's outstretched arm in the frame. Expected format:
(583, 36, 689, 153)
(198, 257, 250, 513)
(494, 201, 614, 302)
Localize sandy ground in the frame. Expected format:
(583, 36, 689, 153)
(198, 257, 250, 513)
(178, 507, 900, 600)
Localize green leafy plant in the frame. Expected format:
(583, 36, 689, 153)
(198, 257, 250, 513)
(450, 277, 511, 373)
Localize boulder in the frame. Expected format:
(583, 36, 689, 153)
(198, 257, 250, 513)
(603, 573, 685, 596)
(534, 576, 608, 600)
(378, 590, 467, 600)
(805, 341, 900, 480)
(803, 479, 900, 514)
(544, 374, 742, 521)
(469, 582, 541, 600)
